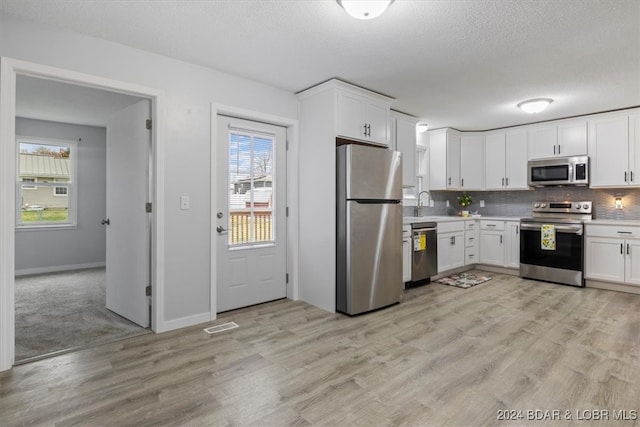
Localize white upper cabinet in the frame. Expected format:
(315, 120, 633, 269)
(428, 129, 461, 190)
(528, 120, 587, 160)
(557, 119, 588, 157)
(484, 128, 528, 190)
(528, 124, 557, 159)
(460, 134, 484, 190)
(336, 88, 391, 146)
(391, 112, 418, 188)
(588, 112, 639, 188)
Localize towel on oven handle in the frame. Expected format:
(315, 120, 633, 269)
(541, 224, 556, 250)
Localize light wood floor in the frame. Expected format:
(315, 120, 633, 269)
(2, 272, 640, 426)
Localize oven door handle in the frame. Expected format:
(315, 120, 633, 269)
(520, 223, 583, 235)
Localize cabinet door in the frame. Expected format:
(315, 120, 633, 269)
(460, 134, 484, 190)
(629, 114, 640, 186)
(396, 117, 417, 187)
(505, 222, 520, 268)
(429, 132, 447, 190)
(529, 124, 557, 159)
(557, 119, 587, 157)
(450, 231, 465, 269)
(479, 230, 505, 266)
(437, 233, 452, 273)
(402, 238, 412, 283)
(446, 132, 461, 189)
(585, 237, 625, 282)
(484, 132, 506, 190)
(336, 91, 366, 141)
(505, 129, 529, 189)
(624, 240, 640, 286)
(365, 101, 390, 145)
(588, 115, 629, 187)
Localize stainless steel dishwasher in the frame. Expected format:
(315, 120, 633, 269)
(410, 222, 438, 286)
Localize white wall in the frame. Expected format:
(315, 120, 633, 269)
(15, 118, 106, 274)
(0, 13, 298, 324)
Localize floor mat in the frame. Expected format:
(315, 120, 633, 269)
(434, 272, 492, 289)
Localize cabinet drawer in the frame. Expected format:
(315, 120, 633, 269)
(465, 220, 478, 230)
(465, 248, 478, 264)
(402, 226, 411, 238)
(480, 220, 505, 230)
(438, 221, 465, 233)
(465, 233, 477, 247)
(587, 224, 640, 239)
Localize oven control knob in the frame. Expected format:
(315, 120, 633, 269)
(534, 203, 540, 208)
(541, 203, 547, 208)
(576, 205, 581, 209)
(583, 204, 589, 210)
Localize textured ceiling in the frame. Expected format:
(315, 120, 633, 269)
(2, 0, 639, 130)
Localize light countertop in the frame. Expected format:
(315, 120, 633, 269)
(403, 215, 522, 225)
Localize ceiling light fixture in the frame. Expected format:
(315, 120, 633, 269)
(517, 98, 553, 114)
(337, 0, 394, 20)
(416, 123, 429, 133)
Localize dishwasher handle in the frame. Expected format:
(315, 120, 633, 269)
(412, 227, 437, 232)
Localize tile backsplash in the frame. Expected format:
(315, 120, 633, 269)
(404, 188, 640, 220)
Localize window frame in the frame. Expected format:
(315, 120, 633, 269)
(15, 136, 78, 230)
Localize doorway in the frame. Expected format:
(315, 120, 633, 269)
(215, 115, 287, 312)
(0, 57, 166, 371)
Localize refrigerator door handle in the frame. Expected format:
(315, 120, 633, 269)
(352, 199, 402, 204)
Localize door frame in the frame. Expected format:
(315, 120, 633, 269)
(0, 57, 167, 371)
(210, 103, 299, 318)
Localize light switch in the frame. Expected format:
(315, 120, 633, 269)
(180, 195, 190, 210)
(480, 200, 485, 207)
(446, 200, 450, 207)
(429, 200, 434, 207)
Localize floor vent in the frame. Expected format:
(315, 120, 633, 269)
(203, 322, 239, 335)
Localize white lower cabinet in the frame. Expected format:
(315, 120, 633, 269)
(402, 225, 412, 283)
(464, 220, 478, 265)
(479, 221, 505, 266)
(437, 222, 465, 273)
(478, 220, 520, 269)
(585, 225, 640, 286)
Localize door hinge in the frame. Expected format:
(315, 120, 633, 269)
(145, 285, 152, 296)
(286, 206, 289, 217)
(146, 202, 152, 213)
(146, 119, 152, 130)
(286, 140, 289, 151)
(286, 273, 289, 284)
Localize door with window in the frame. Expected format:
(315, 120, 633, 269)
(216, 116, 287, 312)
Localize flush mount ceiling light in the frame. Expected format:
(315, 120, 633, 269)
(416, 123, 429, 133)
(337, 0, 394, 20)
(517, 98, 553, 114)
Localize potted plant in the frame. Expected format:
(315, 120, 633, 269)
(457, 192, 472, 217)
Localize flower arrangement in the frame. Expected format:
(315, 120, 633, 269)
(457, 192, 472, 208)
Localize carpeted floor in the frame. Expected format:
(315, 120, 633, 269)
(15, 267, 150, 361)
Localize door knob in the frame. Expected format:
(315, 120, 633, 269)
(216, 225, 226, 233)
(101, 218, 110, 225)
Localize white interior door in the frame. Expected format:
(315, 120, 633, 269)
(105, 99, 151, 327)
(216, 115, 287, 312)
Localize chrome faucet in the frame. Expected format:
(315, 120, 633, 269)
(415, 190, 431, 217)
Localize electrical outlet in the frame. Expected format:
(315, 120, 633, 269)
(446, 200, 450, 207)
(180, 195, 190, 210)
(429, 200, 434, 207)
(480, 200, 485, 207)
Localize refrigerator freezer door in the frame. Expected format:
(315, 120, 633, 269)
(337, 200, 403, 315)
(338, 144, 402, 201)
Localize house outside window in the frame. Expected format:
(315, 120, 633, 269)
(16, 136, 77, 227)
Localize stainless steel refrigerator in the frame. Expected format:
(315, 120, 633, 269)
(336, 144, 403, 315)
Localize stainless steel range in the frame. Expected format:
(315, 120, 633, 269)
(520, 201, 592, 287)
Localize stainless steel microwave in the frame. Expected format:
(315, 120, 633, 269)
(528, 156, 589, 187)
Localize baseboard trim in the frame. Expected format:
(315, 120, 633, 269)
(476, 265, 520, 276)
(15, 262, 106, 277)
(158, 312, 211, 333)
(586, 279, 640, 295)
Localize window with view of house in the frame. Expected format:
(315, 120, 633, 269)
(16, 136, 77, 227)
(227, 130, 274, 246)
